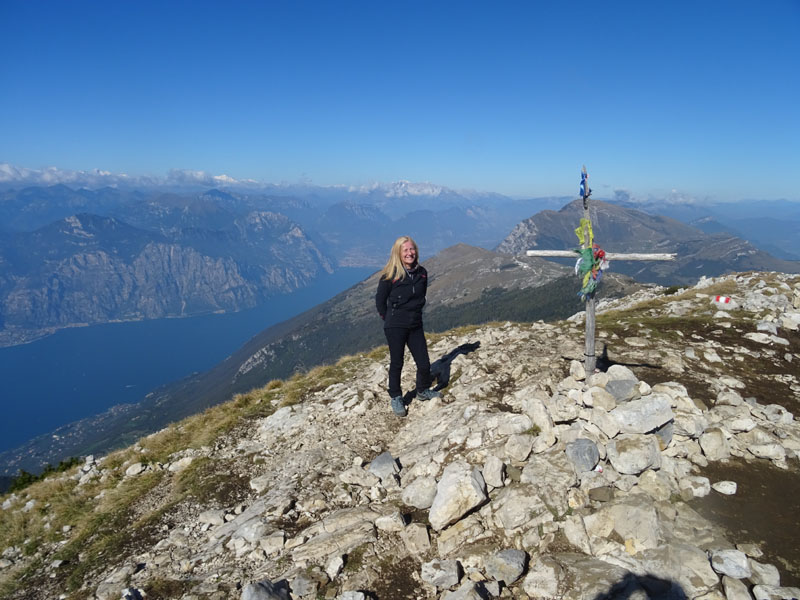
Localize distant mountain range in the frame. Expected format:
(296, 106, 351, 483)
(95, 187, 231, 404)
(497, 199, 800, 284)
(0, 211, 332, 346)
(611, 196, 800, 261)
(0, 184, 565, 346)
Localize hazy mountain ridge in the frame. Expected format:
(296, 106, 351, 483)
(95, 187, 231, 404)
(498, 199, 800, 284)
(611, 196, 800, 261)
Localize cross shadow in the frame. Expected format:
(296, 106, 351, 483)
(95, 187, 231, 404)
(430, 341, 481, 391)
(590, 572, 688, 600)
(595, 343, 663, 372)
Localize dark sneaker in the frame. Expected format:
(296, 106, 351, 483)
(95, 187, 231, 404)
(417, 388, 441, 401)
(390, 395, 407, 417)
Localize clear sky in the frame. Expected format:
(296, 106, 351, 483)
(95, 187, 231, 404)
(1, 1, 798, 200)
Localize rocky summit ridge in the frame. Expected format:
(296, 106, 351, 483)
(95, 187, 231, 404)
(1, 271, 799, 600)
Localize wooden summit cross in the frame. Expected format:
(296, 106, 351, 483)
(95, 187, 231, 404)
(526, 166, 676, 375)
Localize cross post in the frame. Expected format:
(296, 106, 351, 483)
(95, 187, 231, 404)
(525, 167, 676, 375)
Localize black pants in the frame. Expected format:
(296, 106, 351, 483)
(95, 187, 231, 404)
(384, 326, 431, 398)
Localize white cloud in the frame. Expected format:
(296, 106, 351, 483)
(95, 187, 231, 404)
(0, 163, 253, 190)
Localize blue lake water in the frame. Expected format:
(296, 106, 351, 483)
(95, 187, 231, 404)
(0, 267, 374, 453)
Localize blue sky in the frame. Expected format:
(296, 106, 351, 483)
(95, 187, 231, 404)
(1, 1, 798, 200)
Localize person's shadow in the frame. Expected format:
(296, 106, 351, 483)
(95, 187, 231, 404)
(590, 572, 688, 599)
(429, 341, 481, 391)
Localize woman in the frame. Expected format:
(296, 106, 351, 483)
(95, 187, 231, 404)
(375, 236, 440, 416)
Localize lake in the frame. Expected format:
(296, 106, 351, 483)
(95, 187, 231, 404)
(0, 267, 374, 454)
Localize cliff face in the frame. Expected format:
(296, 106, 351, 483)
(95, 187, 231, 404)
(1, 271, 798, 600)
(0, 213, 332, 346)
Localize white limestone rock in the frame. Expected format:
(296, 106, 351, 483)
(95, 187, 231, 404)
(610, 393, 674, 434)
(429, 461, 488, 531)
(711, 549, 752, 579)
(606, 434, 662, 475)
(401, 476, 438, 509)
(421, 558, 461, 588)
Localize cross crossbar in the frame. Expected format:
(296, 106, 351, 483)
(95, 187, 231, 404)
(526, 250, 676, 261)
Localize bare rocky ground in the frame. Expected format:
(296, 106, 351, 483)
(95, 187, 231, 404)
(1, 271, 799, 600)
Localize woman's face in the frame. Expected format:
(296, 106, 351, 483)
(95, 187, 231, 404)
(400, 241, 417, 268)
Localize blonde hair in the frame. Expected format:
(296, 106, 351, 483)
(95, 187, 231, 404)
(379, 236, 419, 281)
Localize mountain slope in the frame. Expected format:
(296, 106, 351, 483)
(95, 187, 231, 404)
(0, 271, 798, 599)
(497, 199, 800, 284)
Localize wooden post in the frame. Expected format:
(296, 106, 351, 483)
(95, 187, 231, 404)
(580, 167, 596, 375)
(581, 197, 596, 375)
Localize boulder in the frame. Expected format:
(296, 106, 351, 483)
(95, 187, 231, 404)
(484, 548, 527, 585)
(607, 434, 662, 475)
(610, 394, 674, 434)
(429, 461, 488, 531)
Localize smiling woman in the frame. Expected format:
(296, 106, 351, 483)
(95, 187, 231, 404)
(375, 236, 440, 417)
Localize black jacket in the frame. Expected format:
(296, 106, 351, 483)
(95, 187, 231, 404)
(375, 265, 428, 329)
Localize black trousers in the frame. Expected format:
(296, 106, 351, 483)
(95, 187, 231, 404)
(384, 326, 432, 398)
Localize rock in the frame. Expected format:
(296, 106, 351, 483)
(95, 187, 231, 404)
(522, 555, 565, 598)
(484, 548, 527, 585)
(504, 434, 534, 462)
(400, 523, 430, 554)
(636, 469, 674, 501)
(711, 481, 737, 495)
(168, 456, 194, 472)
(752, 585, 800, 600)
(545, 394, 581, 423)
(441, 580, 489, 600)
(639, 541, 720, 597)
(585, 386, 617, 411)
(368, 452, 400, 483)
(421, 558, 461, 588)
(570, 360, 586, 381)
(605, 378, 640, 403)
(326, 555, 344, 580)
(429, 461, 488, 531)
(259, 531, 285, 555)
(401, 476, 438, 509)
(291, 573, 319, 598)
(610, 394, 674, 434)
(198, 509, 225, 526)
(482, 455, 506, 488)
(699, 428, 731, 461)
(249, 474, 271, 494)
(493, 484, 551, 531)
(606, 434, 662, 475)
(722, 576, 752, 600)
(748, 559, 781, 587)
(437, 515, 485, 556)
(339, 467, 380, 488)
(748, 444, 786, 461)
(337, 593, 367, 600)
(679, 475, 711, 499)
(563, 515, 592, 555)
(565, 438, 600, 473)
(125, 463, 146, 477)
(711, 549, 752, 579)
(375, 511, 405, 532)
(241, 579, 290, 600)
